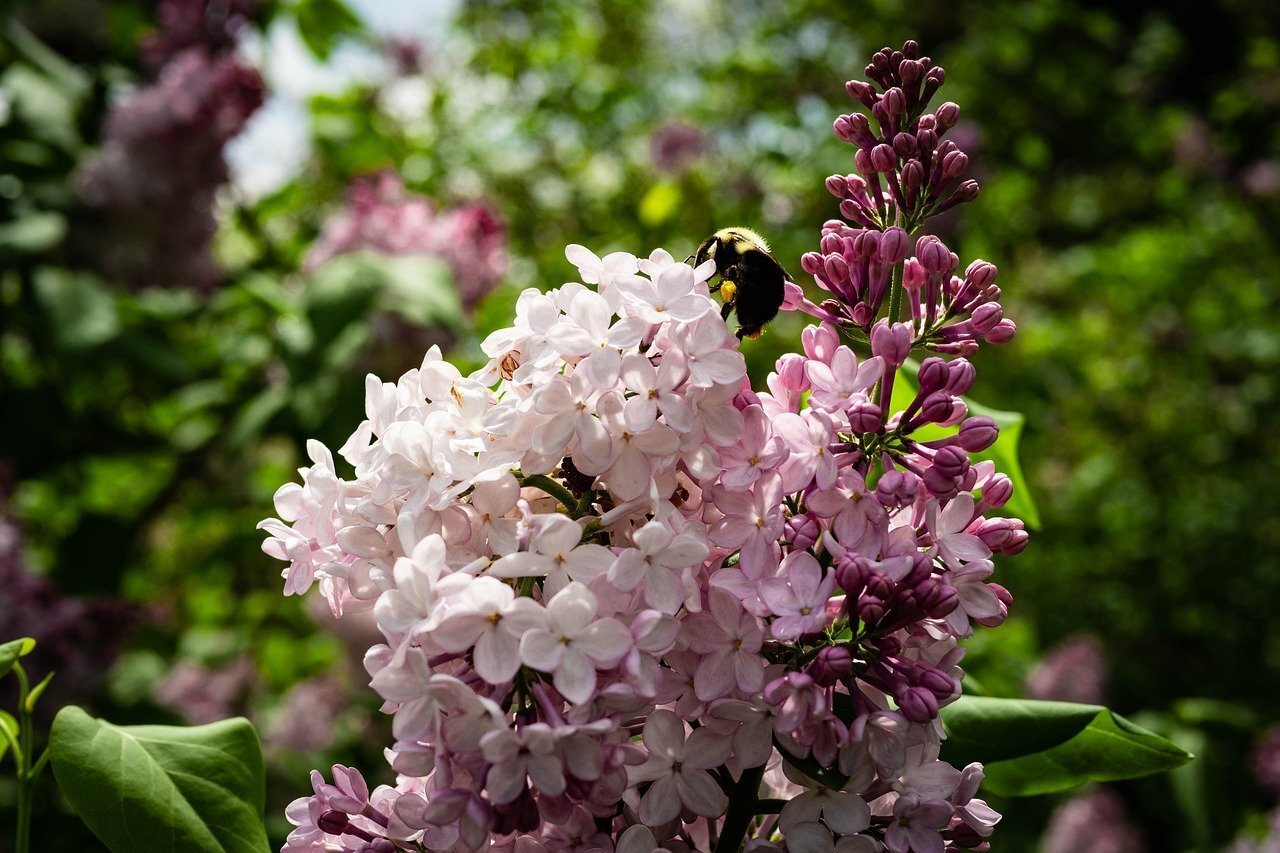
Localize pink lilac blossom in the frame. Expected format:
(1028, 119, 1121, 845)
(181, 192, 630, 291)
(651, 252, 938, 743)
(263, 40, 1022, 852)
(305, 171, 508, 311)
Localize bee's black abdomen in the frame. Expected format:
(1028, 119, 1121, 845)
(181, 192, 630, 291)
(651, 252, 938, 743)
(732, 248, 787, 338)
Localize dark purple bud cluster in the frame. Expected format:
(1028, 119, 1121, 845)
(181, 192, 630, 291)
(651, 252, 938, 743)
(834, 41, 977, 229)
(76, 1, 264, 291)
(797, 42, 1016, 350)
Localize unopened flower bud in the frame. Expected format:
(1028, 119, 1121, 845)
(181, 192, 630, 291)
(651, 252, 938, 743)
(892, 132, 919, 159)
(914, 661, 959, 697)
(957, 416, 999, 451)
(897, 685, 939, 723)
(825, 174, 850, 198)
(875, 468, 918, 508)
(801, 252, 824, 276)
(917, 357, 950, 394)
(848, 400, 884, 434)
(852, 302, 876, 327)
(931, 445, 969, 478)
(954, 179, 980, 201)
(975, 518, 1028, 555)
(824, 254, 849, 283)
(820, 233, 843, 255)
(984, 318, 1017, 344)
(809, 645, 855, 686)
(942, 150, 970, 178)
(854, 148, 875, 177)
(918, 577, 959, 618)
(319, 810, 350, 835)
(964, 259, 997, 289)
(854, 229, 879, 258)
(881, 87, 905, 119)
(901, 159, 925, 190)
(935, 101, 961, 128)
(776, 352, 810, 392)
(875, 226, 910, 264)
(871, 320, 913, 366)
(870, 143, 898, 173)
(945, 359, 976, 395)
(982, 474, 1013, 508)
(976, 583, 1012, 628)
(916, 236, 952, 274)
(918, 391, 955, 424)
(845, 79, 877, 107)
(834, 553, 871, 594)
(785, 513, 821, 551)
(368, 841, 397, 853)
(970, 302, 1003, 335)
(833, 114, 858, 144)
(902, 257, 926, 290)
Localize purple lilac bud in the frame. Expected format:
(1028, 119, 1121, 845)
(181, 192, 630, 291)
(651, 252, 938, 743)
(981, 474, 1014, 509)
(956, 416, 999, 451)
(809, 646, 855, 687)
(785, 513, 821, 551)
(848, 400, 884, 434)
(318, 810, 350, 835)
(871, 320, 913, 366)
(897, 686, 939, 723)
(874, 468, 918, 508)
(974, 518, 1028, 555)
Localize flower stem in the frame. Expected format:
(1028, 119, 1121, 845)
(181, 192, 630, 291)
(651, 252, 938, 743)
(886, 259, 903, 326)
(520, 474, 578, 515)
(713, 762, 766, 853)
(13, 663, 32, 853)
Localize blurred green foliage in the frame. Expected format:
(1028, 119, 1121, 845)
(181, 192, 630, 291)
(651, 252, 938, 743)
(2, 0, 1279, 850)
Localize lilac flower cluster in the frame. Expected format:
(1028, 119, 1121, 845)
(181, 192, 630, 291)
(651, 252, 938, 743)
(76, 1, 263, 290)
(789, 42, 1015, 355)
(262, 42, 1022, 853)
(305, 172, 509, 312)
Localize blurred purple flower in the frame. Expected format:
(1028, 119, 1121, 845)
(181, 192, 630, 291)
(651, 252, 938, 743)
(266, 674, 348, 752)
(1041, 788, 1145, 853)
(1254, 726, 1280, 796)
(649, 120, 709, 175)
(77, 0, 264, 292)
(1242, 161, 1280, 199)
(0, 467, 134, 717)
(305, 171, 508, 310)
(141, 0, 258, 70)
(1026, 633, 1108, 705)
(154, 654, 255, 724)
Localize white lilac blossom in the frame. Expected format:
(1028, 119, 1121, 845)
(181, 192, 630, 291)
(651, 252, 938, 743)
(265, 40, 1022, 853)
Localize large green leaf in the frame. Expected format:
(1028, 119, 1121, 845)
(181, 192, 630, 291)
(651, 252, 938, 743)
(892, 364, 1041, 528)
(0, 637, 35, 678)
(50, 707, 270, 853)
(939, 696, 1193, 796)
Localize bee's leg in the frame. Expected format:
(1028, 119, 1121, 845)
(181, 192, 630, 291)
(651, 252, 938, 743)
(683, 253, 696, 264)
(721, 302, 735, 321)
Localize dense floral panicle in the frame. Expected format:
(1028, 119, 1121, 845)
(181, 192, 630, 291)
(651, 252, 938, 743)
(77, 46, 264, 290)
(264, 40, 1022, 853)
(141, 0, 258, 69)
(306, 171, 508, 310)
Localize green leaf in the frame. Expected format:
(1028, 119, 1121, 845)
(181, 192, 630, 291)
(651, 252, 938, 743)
(0, 637, 36, 678)
(25, 671, 54, 712)
(940, 696, 1193, 796)
(292, 0, 363, 60)
(0, 212, 67, 253)
(0, 711, 15, 764)
(33, 268, 121, 349)
(50, 707, 270, 853)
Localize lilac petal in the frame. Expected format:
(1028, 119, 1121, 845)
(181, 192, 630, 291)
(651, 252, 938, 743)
(676, 770, 729, 818)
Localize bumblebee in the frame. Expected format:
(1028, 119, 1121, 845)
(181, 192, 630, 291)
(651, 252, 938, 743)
(691, 227, 790, 339)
